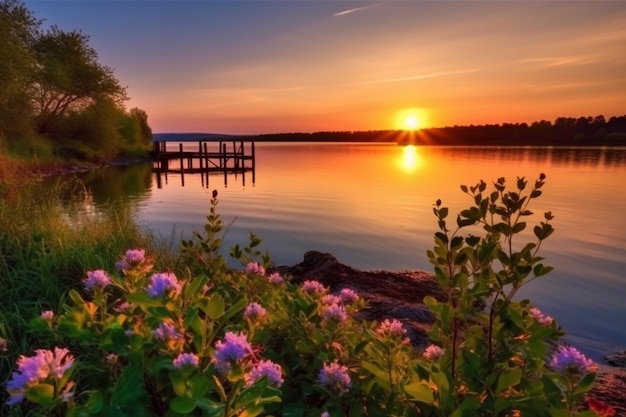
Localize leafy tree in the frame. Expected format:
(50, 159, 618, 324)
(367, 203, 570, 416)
(0, 0, 38, 140)
(31, 25, 127, 137)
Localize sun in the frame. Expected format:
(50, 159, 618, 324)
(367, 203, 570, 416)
(404, 114, 420, 131)
(395, 108, 427, 131)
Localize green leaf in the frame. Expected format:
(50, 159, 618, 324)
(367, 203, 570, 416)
(126, 291, 163, 307)
(361, 361, 391, 391)
(190, 374, 211, 399)
(68, 289, 86, 306)
(404, 382, 434, 405)
(111, 364, 144, 406)
(496, 368, 522, 394)
(170, 397, 197, 414)
(170, 372, 187, 397)
(26, 383, 54, 406)
(574, 372, 596, 395)
(203, 294, 225, 319)
(86, 391, 104, 413)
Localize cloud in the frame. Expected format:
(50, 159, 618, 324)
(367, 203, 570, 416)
(368, 68, 481, 84)
(334, 4, 379, 17)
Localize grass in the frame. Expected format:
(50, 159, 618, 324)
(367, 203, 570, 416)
(0, 179, 179, 415)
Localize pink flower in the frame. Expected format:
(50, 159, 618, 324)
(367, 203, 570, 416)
(422, 344, 444, 361)
(41, 310, 54, 321)
(529, 307, 554, 326)
(301, 280, 327, 296)
(321, 294, 342, 305)
(173, 353, 199, 369)
(376, 319, 407, 338)
(321, 303, 348, 323)
(245, 262, 266, 276)
(6, 347, 74, 405)
(268, 272, 284, 284)
(244, 302, 267, 322)
(83, 270, 112, 292)
(339, 288, 359, 304)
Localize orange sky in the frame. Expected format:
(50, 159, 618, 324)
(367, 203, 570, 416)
(25, 1, 626, 134)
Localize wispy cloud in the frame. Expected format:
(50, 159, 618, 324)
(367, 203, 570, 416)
(518, 55, 597, 68)
(334, 4, 379, 17)
(367, 68, 481, 84)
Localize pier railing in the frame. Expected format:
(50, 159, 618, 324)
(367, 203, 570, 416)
(152, 139, 255, 188)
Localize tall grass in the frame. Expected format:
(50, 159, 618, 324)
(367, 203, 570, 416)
(0, 179, 178, 415)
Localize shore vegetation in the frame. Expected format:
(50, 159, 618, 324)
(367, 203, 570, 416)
(0, 176, 615, 417)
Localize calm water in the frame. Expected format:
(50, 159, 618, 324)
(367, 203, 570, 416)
(54, 144, 626, 361)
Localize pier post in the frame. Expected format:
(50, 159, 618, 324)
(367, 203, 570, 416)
(179, 143, 185, 186)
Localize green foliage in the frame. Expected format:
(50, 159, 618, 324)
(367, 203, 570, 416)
(1, 180, 609, 417)
(0, 0, 151, 163)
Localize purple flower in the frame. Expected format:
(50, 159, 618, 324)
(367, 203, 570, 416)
(83, 270, 112, 292)
(301, 280, 327, 296)
(339, 288, 359, 304)
(245, 359, 284, 387)
(529, 307, 554, 326)
(268, 272, 284, 284)
(173, 353, 199, 369)
(245, 262, 266, 276)
(146, 272, 182, 297)
(6, 347, 74, 406)
(244, 302, 267, 322)
(318, 361, 352, 395)
(153, 322, 184, 342)
(321, 412, 330, 417)
(376, 319, 408, 338)
(212, 332, 252, 374)
(321, 303, 348, 323)
(113, 301, 133, 314)
(422, 344, 444, 361)
(115, 248, 152, 273)
(550, 345, 596, 375)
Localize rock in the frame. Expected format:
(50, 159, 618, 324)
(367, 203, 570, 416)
(278, 251, 626, 414)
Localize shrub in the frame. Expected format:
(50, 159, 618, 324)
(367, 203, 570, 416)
(2, 179, 612, 417)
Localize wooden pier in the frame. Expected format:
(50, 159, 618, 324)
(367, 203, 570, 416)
(152, 138, 256, 188)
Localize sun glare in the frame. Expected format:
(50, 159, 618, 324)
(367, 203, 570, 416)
(395, 108, 427, 131)
(401, 145, 420, 172)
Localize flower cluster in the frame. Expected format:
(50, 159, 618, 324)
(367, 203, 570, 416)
(173, 353, 199, 369)
(244, 302, 267, 323)
(318, 361, 352, 395)
(212, 331, 253, 374)
(153, 322, 184, 342)
(422, 344, 444, 361)
(321, 303, 348, 323)
(6, 347, 75, 405)
(245, 359, 284, 387)
(245, 262, 266, 276)
(376, 319, 408, 339)
(301, 280, 327, 296)
(115, 248, 152, 273)
(83, 269, 112, 292)
(339, 288, 359, 304)
(529, 307, 554, 326)
(267, 272, 284, 284)
(146, 272, 182, 297)
(550, 345, 596, 375)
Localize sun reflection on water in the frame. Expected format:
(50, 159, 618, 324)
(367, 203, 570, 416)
(400, 145, 420, 172)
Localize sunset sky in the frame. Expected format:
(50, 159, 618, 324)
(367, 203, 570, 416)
(24, 1, 626, 135)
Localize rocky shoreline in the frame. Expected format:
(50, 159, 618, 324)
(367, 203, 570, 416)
(277, 251, 626, 415)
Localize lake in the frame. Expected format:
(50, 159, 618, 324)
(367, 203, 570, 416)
(55, 143, 626, 362)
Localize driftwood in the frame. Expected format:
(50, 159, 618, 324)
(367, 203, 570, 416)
(278, 251, 626, 415)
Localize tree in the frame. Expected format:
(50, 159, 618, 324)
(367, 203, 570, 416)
(32, 25, 127, 136)
(0, 0, 38, 140)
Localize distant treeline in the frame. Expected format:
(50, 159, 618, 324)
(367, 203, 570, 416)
(250, 114, 626, 146)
